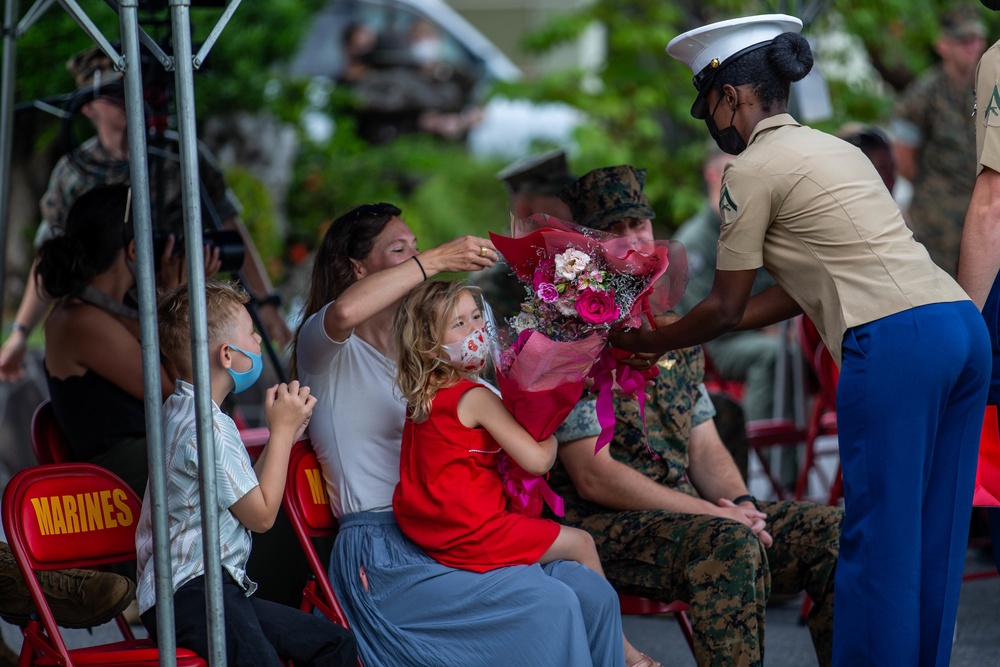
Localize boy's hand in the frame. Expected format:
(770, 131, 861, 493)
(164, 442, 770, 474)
(264, 380, 317, 443)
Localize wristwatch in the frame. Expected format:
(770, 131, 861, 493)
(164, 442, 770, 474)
(732, 494, 762, 512)
(253, 292, 283, 309)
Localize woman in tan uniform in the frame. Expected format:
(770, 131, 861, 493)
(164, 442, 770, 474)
(612, 14, 989, 667)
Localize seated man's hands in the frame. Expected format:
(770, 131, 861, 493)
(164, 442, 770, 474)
(715, 498, 774, 548)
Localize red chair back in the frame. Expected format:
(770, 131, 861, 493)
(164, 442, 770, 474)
(1, 463, 205, 666)
(282, 440, 352, 631)
(787, 317, 841, 505)
(31, 401, 73, 465)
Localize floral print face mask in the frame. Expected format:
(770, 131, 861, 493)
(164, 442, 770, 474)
(442, 328, 489, 374)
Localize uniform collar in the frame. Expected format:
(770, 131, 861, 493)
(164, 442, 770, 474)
(747, 113, 800, 147)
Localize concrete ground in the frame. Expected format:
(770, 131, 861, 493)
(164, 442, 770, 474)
(1, 562, 997, 665)
(623, 551, 1000, 666)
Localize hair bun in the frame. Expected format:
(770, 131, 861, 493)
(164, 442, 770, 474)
(768, 32, 813, 83)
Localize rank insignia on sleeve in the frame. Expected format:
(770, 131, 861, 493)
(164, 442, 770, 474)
(719, 185, 738, 214)
(985, 84, 1000, 125)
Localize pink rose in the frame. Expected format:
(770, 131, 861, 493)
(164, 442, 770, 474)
(536, 282, 559, 303)
(575, 288, 620, 325)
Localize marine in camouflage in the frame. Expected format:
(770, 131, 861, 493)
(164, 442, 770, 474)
(891, 8, 983, 277)
(38, 48, 238, 247)
(548, 346, 841, 667)
(560, 165, 656, 231)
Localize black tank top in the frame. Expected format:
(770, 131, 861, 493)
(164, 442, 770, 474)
(45, 367, 147, 461)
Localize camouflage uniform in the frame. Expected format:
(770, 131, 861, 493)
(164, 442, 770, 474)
(36, 135, 238, 247)
(891, 66, 977, 277)
(547, 346, 842, 667)
(36, 46, 238, 247)
(560, 165, 655, 231)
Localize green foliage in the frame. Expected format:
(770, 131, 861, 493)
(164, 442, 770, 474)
(287, 110, 508, 263)
(224, 165, 283, 282)
(490, 0, 1000, 233)
(3, 0, 323, 117)
(193, 0, 327, 113)
(9, 1, 118, 102)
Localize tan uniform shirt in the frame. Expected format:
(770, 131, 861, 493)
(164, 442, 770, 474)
(975, 41, 1000, 174)
(716, 114, 968, 364)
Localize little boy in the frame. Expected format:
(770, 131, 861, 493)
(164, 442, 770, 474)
(134, 280, 357, 666)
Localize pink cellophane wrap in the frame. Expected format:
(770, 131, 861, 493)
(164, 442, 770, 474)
(494, 330, 606, 517)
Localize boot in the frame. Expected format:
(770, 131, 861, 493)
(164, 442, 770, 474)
(0, 542, 135, 629)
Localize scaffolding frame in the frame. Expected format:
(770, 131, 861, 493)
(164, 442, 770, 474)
(0, 1, 242, 664)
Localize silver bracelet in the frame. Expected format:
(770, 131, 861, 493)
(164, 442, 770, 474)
(11, 322, 30, 336)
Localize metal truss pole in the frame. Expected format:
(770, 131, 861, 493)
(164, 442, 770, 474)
(0, 0, 20, 308)
(117, 2, 179, 665)
(168, 2, 226, 664)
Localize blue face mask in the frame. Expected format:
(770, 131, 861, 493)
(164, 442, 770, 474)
(227, 344, 263, 394)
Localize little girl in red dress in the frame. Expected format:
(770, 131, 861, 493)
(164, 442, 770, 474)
(391, 280, 660, 667)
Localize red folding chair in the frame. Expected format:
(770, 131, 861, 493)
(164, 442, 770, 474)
(281, 439, 352, 630)
(618, 594, 695, 656)
(745, 418, 808, 500)
(31, 401, 73, 466)
(702, 348, 745, 402)
(793, 317, 840, 504)
(2, 463, 205, 667)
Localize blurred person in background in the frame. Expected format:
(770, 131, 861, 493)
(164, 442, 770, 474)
(471, 149, 576, 323)
(890, 7, 987, 276)
(0, 46, 289, 383)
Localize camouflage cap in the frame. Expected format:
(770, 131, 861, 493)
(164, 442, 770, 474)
(497, 149, 576, 197)
(560, 165, 656, 231)
(940, 7, 986, 40)
(67, 46, 123, 94)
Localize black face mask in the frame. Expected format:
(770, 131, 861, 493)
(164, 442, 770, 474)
(705, 94, 747, 156)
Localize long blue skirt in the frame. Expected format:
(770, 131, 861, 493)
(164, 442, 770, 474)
(330, 511, 624, 667)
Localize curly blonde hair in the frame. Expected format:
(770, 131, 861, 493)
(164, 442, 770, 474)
(392, 280, 484, 423)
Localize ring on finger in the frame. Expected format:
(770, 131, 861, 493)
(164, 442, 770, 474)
(479, 246, 489, 258)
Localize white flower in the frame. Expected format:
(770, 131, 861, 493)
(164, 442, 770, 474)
(512, 311, 539, 333)
(555, 298, 579, 317)
(554, 249, 592, 281)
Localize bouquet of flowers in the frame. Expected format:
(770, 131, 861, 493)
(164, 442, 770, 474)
(486, 214, 687, 516)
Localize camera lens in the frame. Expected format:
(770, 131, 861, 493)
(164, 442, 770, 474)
(205, 229, 245, 274)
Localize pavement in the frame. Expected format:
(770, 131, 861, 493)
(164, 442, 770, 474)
(623, 552, 1000, 666)
(1, 558, 997, 665)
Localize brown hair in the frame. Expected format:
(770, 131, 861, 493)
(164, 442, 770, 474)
(158, 280, 250, 378)
(289, 203, 401, 378)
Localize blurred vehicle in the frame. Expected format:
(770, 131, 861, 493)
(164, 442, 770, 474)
(288, 0, 581, 157)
